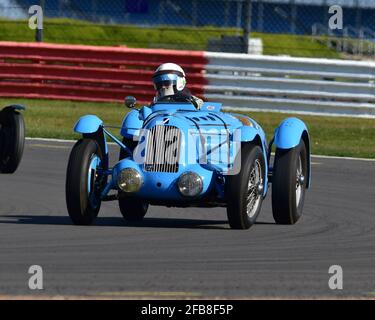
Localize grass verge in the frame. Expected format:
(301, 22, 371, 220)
(2, 98, 374, 159)
(0, 18, 340, 58)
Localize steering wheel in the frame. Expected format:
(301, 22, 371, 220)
(156, 94, 199, 109)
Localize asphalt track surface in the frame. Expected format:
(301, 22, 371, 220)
(0, 139, 374, 299)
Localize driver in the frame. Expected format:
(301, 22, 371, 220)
(152, 63, 204, 109)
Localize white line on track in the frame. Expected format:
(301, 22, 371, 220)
(26, 137, 375, 162)
(311, 154, 375, 162)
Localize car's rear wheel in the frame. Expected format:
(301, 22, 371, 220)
(226, 144, 265, 229)
(0, 109, 25, 173)
(272, 139, 307, 224)
(118, 136, 148, 222)
(66, 139, 106, 225)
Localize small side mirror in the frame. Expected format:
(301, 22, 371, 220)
(125, 96, 137, 109)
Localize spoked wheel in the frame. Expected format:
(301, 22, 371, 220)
(226, 144, 265, 229)
(0, 109, 25, 173)
(66, 139, 106, 225)
(246, 158, 263, 219)
(272, 139, 308, 224)
(295, 155, 305, 209)
(118, 137, 148, 222)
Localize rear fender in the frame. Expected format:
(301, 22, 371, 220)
(240, 125, 258, 143)
(238, 125, 269, 196)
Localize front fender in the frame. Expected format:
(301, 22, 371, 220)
(73, 115, 109, 169)
(2, 104, 26, 112)
(74, 115, 103, 134)
(274, 117, 308, 149)
(274, 117, 311, 188)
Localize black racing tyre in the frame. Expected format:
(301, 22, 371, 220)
(118, 197, 148, 222)
(272, 139, 308, 225)
(66, 139, 105, 225)
(0, 109, 25, 173)
(226, 144, 265, 230)
(118, 136, 148, 222)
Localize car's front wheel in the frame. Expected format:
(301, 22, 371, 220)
(66, 139, 106, 225)
(272, 139, 308, 224)
(118, 196, 148, 222)
(226, 144, 265, 229)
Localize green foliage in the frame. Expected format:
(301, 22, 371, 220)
(0, 18, 340, 58)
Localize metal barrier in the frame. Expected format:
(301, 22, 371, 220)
(0, 42, 374, 118)
(0, 41, 207, 105)
(204, 52, 375, 118)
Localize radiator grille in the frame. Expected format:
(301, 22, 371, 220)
(144, 125, 181, 173)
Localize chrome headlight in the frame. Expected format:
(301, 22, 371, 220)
(177, 172, 203, 197)
(117, 168, 143, 193)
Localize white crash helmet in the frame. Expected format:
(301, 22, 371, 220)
(152, 63, 187, 98)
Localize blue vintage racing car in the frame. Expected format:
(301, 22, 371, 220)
(0, 105, 25, 174)
(66, 97, 310, 229)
